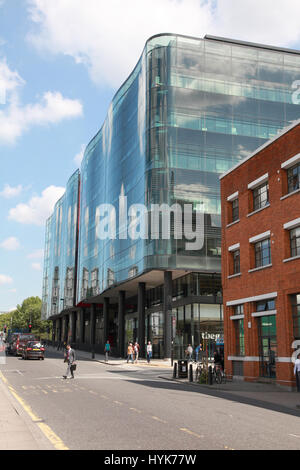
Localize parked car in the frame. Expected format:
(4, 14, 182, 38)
(22, 341, 45, 360)
(10, 334, 36, 356)
(5, 333, 19, 355)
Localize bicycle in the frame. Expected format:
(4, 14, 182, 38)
(213, 364, 226, 384)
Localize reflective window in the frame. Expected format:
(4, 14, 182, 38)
(232, 250, 240, 274)
(232, 198, 239, 222)
(287, 163, 300, 193)
(235, 320, 245, 356)
(256, 299, 276, 312)
(290, 227, 300, 258)
(291, 294, 300, 339)
(253, 182, 269, 211)
(234, 304, 244, 316)
(255, 239, 271, 267)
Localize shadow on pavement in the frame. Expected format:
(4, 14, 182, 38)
(123, 378, 300, 419)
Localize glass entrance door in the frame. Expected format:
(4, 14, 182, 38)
(258, 315, 277, 378)
(124, 313, 138, 352)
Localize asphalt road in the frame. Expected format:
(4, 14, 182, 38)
(1, 346, 300, 450)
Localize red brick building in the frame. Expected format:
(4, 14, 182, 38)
(220, 119, 300, 389)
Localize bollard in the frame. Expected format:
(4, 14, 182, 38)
(173, 362, 177, 379)
(208, 365, 213, 385)
(92, 346, 95, 359)
(189, 363, 193, 382)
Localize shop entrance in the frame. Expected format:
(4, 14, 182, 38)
(258, 315, 277, 379)
(124, 313, 138, 351)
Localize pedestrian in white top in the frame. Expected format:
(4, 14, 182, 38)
(147, 341, 152, 363)
(294, 353, 300, 392)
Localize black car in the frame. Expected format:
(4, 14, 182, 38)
(22, 341, 45, 360)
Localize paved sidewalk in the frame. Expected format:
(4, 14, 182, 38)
(50, 345, 173, 368)
(160, 371, 300, 415)
(0, 371, 54, 450)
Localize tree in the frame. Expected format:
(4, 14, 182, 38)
(0, 296, 52, 339)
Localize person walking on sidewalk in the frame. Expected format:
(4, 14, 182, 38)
(134, 342, 140, 363)
(146, 341, 152, 364)
(185, 344, 193, 362)
(63, 344, 76, 380)
(195, 343, 202, 362)
(104, 340, 110, 362)
(294, 353, 300, 391)
(127, 343, 134, 363)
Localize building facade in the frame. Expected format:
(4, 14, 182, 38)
(221, 120, 300, 389)
(42, 33, 300, 359)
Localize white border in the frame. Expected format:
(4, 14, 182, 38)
(226, 291, 277, 307)
(248, 173, 268, 190)
(281, 153, 300, 169)
(249, 230, 270, 244)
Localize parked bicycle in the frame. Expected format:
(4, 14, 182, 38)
(213, 364, 226, 384)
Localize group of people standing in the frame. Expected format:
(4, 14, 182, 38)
(126, 341, 153, 364)
(126, 342, 140, 363)
(104, 339, 153, 364)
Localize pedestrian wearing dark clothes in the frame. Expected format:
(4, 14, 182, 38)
(63, 344, 76, 379)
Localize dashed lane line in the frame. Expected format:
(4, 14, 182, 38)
(180, 428, 204, 439)
(152, 416, 167, 424)
(129, 408, 142, 414)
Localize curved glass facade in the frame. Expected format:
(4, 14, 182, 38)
(42, 170, 80, 318)
(43, 34, 300, 359)
(77, 34, 300, 302)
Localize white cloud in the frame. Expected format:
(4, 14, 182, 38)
(0, 58, 24, 104)
(0, 184, 23, 199)
(0, 88, 83, 145)
(27, 0, 214, 87)
(0, 237, 20, 251)
(31, 262, 42, 271)
(74, 144, 86, 167)
(0, 274, 13, 285)
(213, 0, 300, 46)
(27, 248, 44, 259)
(9, 288, 17, 293)
(8, 185, 65, 226)
(27, 0, 300, 89)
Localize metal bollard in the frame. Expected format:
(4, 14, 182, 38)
(189, 363, 193, 382)
(208, 366, 213, 385)
(173, 362, 177, 379)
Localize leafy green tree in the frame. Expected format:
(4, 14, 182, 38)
(0, 296, 52, 339)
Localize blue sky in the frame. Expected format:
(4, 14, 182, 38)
(1, 0, 300, 311)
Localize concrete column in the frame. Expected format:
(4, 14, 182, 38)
(138, 282, 146, 358)
(163, 271, 173, 359)
(118, 291, 126, 357)
(64, 315, 70, 343)
(103, 297, 109, 343)
(71, 312, 76, 343)
(58, 318, 62, 342)
(80, 308, 85, 344)
(90, 304, 96, 347)
(52, 320, 56, 342)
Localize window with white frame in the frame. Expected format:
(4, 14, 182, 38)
(254, 238, 271, 268)
(290, 226, 300, 257)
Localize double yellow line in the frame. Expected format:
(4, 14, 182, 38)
(0, 371, 68, 450)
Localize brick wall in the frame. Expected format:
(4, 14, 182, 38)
(221, 123, 300, 388)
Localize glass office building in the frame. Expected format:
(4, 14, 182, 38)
(42, 171, 80, 321)
(43, 34, 300, 359)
